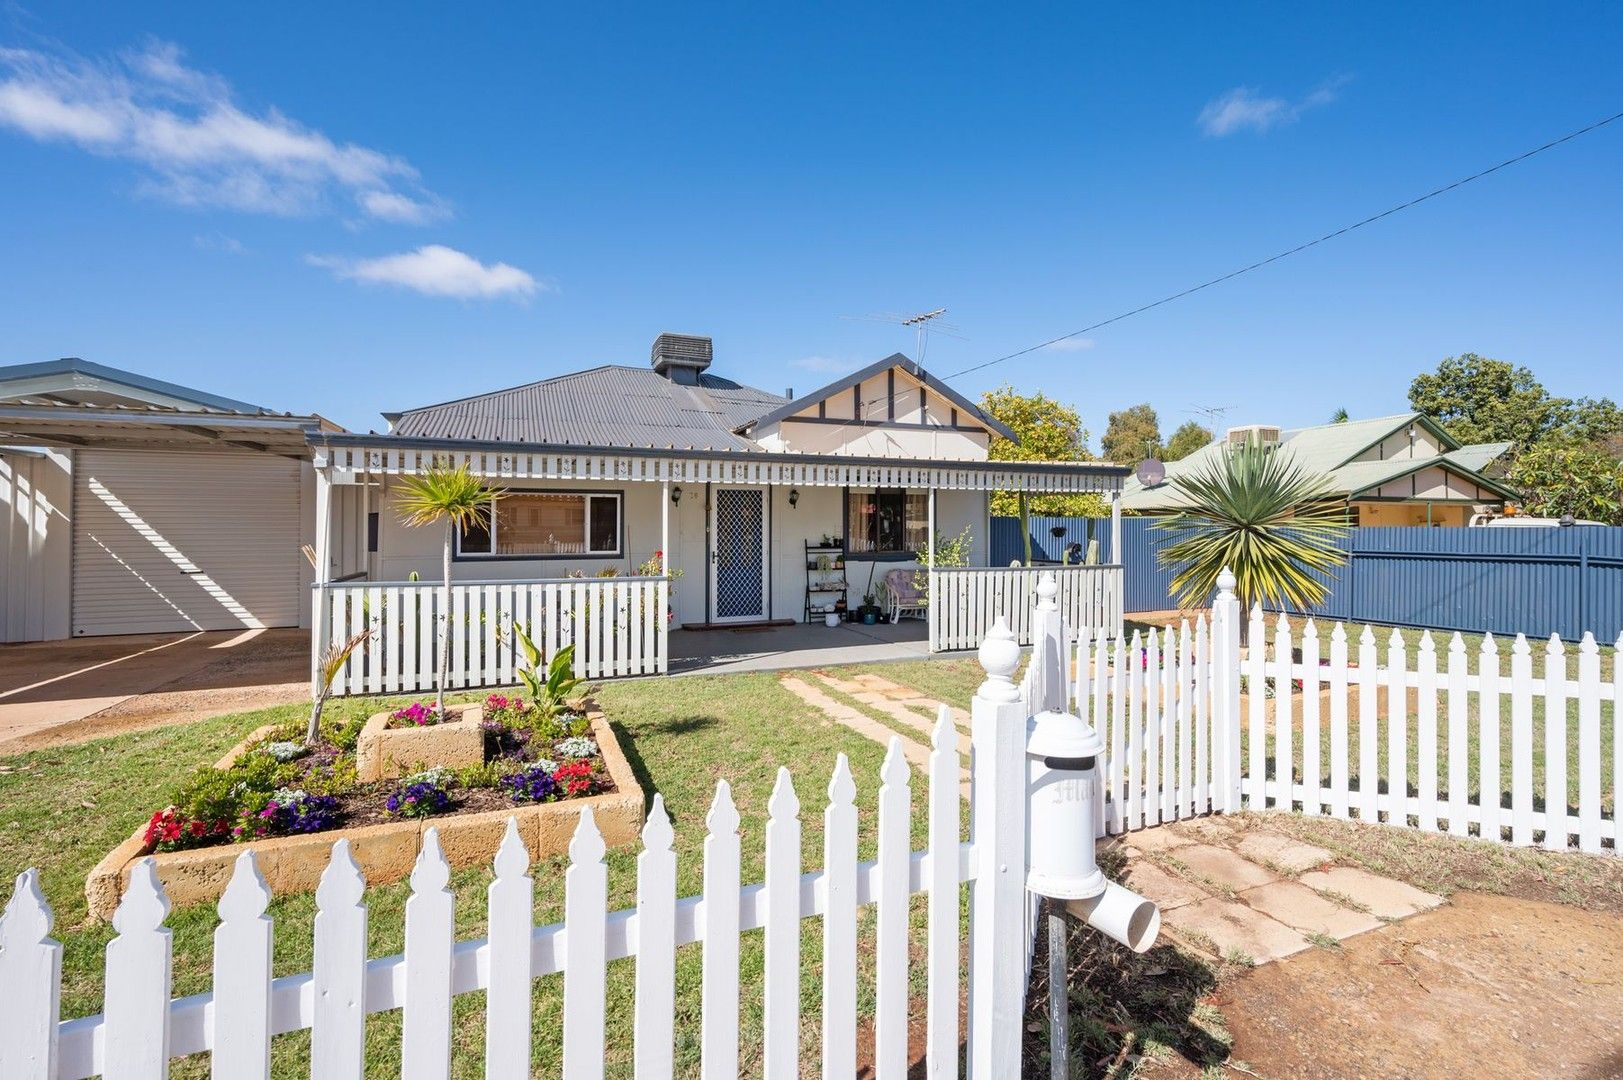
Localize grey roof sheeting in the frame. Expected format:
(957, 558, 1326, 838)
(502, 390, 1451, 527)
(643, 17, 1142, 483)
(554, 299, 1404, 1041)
(737, 353, 1019, 442)
(0, 357, 276, 414)
(389, 365, 785, 451)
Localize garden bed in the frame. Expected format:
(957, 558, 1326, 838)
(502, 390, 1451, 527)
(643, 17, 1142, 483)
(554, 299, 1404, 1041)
(85, 700, 642, 920)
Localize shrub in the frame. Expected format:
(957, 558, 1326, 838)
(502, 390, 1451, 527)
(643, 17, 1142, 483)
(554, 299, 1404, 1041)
(503, 762, 560, 803)
(554, 735, 598, 759)
(143, 806, 231, 852)
(264, 740, 307, 763)
(553, 760, 596, 797)
(390, 702, 443, 728)
(237, 789, 342, 839)
(386, 769, 454, 818)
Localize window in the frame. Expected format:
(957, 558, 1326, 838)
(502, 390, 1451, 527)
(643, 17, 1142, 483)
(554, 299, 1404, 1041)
(457, 492, 622, 558)
(846, 489, 928, 556)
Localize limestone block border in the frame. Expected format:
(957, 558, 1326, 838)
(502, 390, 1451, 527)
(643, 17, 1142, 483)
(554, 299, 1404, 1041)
(356, 703, 486, 781)
(85, 708, 642, 921)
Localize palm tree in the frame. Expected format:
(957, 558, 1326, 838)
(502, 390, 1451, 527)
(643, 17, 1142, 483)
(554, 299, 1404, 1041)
(1329, 407, 1350, 423)
(1152, 440, 1349, 625)
(395, 462, 504, 717)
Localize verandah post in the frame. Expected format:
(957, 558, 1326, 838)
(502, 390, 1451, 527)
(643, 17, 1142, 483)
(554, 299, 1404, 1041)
(966, 618, 1027, 1080)
(311, 455, 333, 693)
(1211, 568, 1242, 812)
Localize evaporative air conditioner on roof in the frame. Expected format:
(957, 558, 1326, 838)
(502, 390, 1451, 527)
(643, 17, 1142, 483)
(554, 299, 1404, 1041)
(1226, 424, 1282, 447)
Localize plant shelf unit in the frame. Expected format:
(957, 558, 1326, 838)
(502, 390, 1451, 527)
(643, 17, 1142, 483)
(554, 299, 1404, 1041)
(804, 540, 849, 622)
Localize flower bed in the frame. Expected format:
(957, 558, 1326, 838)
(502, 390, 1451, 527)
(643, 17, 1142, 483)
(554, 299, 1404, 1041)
(85, 697, 642, 920)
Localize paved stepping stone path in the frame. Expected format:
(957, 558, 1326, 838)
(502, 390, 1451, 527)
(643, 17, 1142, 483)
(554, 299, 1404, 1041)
(780, 669, 1445, 966)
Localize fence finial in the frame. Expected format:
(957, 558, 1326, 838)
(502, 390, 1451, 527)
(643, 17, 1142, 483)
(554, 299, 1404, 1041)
(1216, 566, 1236, 599)
(113, 857, 171, 935)
(1036, 572, 1059, 609)
(976, 617, 1021, 702)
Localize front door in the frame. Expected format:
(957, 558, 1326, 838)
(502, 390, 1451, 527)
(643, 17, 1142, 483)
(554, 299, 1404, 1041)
(710, 487, 768, 623)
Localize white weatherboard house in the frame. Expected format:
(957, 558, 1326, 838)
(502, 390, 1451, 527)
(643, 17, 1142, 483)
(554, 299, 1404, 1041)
(1, 338, 1127, 684)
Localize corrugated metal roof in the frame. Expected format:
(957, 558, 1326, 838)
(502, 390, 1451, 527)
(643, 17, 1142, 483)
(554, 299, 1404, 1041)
(389, 365, 785, 451)
(1121, 413, 1516, 510)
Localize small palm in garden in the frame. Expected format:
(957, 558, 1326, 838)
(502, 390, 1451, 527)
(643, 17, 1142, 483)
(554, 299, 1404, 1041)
(1153, 439, 1349, 620)
(395, 461, 505, 718)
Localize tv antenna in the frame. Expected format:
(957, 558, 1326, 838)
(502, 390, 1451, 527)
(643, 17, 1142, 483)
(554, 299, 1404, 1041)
(1187, 403, 1237, 431)
(841, 308, 961, 368)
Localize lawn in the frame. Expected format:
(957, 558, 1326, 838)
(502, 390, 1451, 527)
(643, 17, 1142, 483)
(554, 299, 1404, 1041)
(0, 670, 965, 1078)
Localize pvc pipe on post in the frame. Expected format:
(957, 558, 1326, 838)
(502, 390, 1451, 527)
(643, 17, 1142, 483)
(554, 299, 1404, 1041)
(1064, 882, 1162, 953)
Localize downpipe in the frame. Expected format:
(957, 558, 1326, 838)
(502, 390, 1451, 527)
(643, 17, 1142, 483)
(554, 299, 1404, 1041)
(1064, 880, 1161, 953)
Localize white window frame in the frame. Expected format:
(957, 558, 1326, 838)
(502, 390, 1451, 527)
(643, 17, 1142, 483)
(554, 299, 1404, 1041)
(455, 491, 623, 560)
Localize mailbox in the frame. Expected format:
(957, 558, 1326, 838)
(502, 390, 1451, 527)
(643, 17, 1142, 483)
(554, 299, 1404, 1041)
(1026, 707, 1107, 901)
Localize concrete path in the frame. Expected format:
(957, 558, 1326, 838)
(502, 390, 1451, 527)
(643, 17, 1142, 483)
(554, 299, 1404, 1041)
(1108, 816, 1444, 965)
(776, 668, 1443, 967)
(0, 628, 309, 752)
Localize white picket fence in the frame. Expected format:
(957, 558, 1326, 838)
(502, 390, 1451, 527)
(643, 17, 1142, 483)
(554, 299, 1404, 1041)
(1238, 607, 1620, 852)
(1063, 576, 1619, 854)
(930, 564, 1124, 651)
(5, 594, 1050, 1079)
(317, 576, 669, 695)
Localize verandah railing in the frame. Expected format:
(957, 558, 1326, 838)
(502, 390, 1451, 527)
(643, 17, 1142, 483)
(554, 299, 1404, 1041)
(930, 563, 1123, 652)
(317, 576, 669, 695)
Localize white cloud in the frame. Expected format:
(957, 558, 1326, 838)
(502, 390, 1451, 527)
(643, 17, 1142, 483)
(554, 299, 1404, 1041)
(1042, 337, 1095, 352)
(1197, 79, 1346, 137)
(0, 40, 443, 221)
(308, 245, 541, 301)
(792, 355, 865, 374)
(193, 231, 244, 253)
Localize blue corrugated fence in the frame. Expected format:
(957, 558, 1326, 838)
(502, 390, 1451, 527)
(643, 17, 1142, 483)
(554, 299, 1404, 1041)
(990, 515, 1623, 640)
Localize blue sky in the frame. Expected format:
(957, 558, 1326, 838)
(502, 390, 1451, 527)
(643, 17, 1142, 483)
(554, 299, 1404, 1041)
(2, 3, 1620, 444)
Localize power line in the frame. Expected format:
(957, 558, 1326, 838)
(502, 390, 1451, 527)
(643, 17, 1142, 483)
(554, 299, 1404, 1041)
(943, 108, 1623, 381)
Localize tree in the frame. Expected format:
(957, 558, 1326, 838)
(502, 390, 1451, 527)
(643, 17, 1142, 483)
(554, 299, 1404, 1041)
(1328, 407, 1350, 424)
(1162, 421, 1212, 462)
(980, 386, 1106, 517)
(1101, 403, 1162, 468)
(1408, 353, 1622, 451)
(1506, 444, 1623, 524)
(395, 463, 504, 717)
(1152, 440, 1350, 620)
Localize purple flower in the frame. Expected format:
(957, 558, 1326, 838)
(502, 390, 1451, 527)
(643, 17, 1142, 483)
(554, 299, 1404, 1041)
(502, 764, 560, 803)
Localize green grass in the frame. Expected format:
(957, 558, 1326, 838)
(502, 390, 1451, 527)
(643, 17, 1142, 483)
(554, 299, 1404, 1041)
(0, 673, 961, 1078)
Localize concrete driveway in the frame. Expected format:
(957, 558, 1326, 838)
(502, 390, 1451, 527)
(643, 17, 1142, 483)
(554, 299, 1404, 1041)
(0, 628, 309, 753)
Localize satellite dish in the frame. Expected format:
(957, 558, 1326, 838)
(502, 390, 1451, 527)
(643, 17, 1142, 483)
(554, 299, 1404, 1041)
(1135, 458, 1166, 486)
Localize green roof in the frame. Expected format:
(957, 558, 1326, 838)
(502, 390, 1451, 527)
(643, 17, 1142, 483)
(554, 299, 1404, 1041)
(1122, 413, 1516, 511)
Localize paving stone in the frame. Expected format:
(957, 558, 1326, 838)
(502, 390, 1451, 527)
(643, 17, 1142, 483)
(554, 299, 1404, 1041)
(1297, 866, 1446, 919)
(1241, 880, 1383, 939)
(1121, 825, 1194, 853)
(1169, 843, 1278, 891)
(1235, 831, 1335, 874)
(1161, 896, 1310, 964)
(1121, 859, 1210, 910)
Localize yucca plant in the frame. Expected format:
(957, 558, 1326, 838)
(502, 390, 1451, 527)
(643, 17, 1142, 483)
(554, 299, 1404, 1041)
(306, 629, 372, 745)
(1153, 440, 1350, 628)
(395, 461, 504, 717)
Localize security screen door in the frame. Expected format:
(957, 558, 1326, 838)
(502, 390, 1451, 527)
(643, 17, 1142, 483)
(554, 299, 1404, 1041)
(711, 487, 767, 622)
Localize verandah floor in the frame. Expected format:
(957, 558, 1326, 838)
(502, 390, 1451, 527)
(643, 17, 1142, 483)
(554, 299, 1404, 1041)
(667, 616, 941, 675)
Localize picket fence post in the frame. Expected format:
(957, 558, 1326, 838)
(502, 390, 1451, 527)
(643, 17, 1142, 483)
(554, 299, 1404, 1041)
(1210, 569, 1242, 813)
(966, 618, 1027, 1080)
(0, 869, 61, 1079)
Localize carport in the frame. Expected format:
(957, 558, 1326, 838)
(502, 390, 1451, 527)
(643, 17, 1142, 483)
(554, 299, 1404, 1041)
(0, 358, 336, 643)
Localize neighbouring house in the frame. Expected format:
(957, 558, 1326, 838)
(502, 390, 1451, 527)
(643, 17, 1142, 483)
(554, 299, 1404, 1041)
(1121, 413, 1517, 526)
(0, 358, 335, 643)
(1, 339, 1129, 674)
